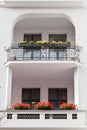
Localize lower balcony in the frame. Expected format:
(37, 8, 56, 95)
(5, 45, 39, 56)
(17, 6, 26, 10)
(0, 110, 87, 128)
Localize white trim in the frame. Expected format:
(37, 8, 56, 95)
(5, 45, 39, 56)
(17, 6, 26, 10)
(74, 67, 80, 107)
(5, 67, 12, 109)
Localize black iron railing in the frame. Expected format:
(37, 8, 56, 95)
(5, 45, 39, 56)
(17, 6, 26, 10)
(6, 44, 81, 62)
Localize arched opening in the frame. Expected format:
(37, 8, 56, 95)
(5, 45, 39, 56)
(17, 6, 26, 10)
(12, 13, 75, 44)
(5, 13, 79, 109)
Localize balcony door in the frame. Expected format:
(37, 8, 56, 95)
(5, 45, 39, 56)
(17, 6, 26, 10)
(22, 88, 40, 108)
(24, 34, 41, 60)
(49, 88, 67, 109)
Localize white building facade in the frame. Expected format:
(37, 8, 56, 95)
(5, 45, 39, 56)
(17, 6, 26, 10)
(0, 0, 87, 130)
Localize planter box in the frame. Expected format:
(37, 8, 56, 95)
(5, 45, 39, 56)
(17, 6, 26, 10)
(18, 43, 71, 48)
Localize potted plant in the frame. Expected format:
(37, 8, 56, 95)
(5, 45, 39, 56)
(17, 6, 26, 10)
(34, 102, 54, 110)
(13, 103, 30, 110)
(59, 103, 77, 110)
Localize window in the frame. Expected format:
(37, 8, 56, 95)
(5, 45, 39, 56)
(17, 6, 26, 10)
(49, 88, 67, 108)
(22, 88, 40, 108)
(49, 34, 67, 42)
(24, 34, 41, 41)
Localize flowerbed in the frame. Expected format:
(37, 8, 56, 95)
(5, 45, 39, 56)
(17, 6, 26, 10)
(34, 102, 54, 110)
(13, 103, 30, 110)
(59, 103, 77, 110)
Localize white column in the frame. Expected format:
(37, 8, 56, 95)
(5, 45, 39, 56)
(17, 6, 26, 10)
(5, 67, 12, 109)
(42, 31, 48, 41)
(40, 86, 48, 102)
(74, 67, 80, 107)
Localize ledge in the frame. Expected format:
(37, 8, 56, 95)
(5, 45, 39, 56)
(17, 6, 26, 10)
(4, 61, 81, 68)
(2, 0, 85, 8)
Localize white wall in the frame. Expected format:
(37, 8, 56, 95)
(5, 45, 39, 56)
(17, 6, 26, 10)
(0, 5, 87, 110)
(11, 81, 74, 105)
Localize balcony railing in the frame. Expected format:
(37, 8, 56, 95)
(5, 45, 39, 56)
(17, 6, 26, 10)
(6, 44, 81, 62)
(0, 110, 86, 128)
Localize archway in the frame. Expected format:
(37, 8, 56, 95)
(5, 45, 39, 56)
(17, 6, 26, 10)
(12, 13, 75, 44)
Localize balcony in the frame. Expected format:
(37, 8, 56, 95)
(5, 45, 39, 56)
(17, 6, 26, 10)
(6, 43, 81, 63)
(0, 110, 86, 128)
(3, 0, 85, 8)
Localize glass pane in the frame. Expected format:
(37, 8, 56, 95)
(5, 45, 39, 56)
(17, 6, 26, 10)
(24, 49, 32, 60)
(50, 49, 57, 60)
(58, 49, 67, 60)
(33, 49, 41, 60)
(24, 34, 41, 41)
(33, 34, 41, 41)
(32, 89, 40, 101)
(24, 34, 32, 41)
(22, 89, 31, 103)
(49, 88, 67, 109)
(22, 88, 40, 106)
(49, 34, 66, 42)
(58, 89, 67, 100)
(49, 89, 58, 101)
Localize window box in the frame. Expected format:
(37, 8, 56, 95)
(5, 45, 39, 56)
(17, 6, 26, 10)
(18, 41, 71, 48)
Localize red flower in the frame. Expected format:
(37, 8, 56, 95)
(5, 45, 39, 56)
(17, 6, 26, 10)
(59, 103, 77, 110)
(13, 103, 30, 110)
(34, 102, 54, 110)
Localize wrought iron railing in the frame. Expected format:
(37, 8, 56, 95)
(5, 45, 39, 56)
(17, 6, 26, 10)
(6, 44, 81, 62)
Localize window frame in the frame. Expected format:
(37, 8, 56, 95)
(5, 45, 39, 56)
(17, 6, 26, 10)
(24, 34, 42, 41)
(48, 88, 67, 109)
(49, 34, 67, 42)
(22, 88, 40, 108)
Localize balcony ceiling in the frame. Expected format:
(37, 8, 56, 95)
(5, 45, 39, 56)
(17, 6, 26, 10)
(15, 17, 73, 28)
(2, 0, 85, 8)
(5, 61, 81, 83)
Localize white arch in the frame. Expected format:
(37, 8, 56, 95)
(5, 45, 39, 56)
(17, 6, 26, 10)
(12, 12, 76, 42)
(13, 12, 75, 28)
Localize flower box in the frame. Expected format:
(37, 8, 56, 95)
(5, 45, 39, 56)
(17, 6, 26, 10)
(34, 102, 54, 110)
(18, 40, 71, 48)
(13, 103, 30, 110)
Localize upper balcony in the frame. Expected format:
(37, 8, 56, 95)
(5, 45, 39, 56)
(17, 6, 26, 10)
(6, 42, 81, 63)
(2, 0, 85, 8)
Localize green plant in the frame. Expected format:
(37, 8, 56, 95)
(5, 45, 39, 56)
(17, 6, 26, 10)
(28, 41, 35, 44)
(19, 40, 27, 44)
